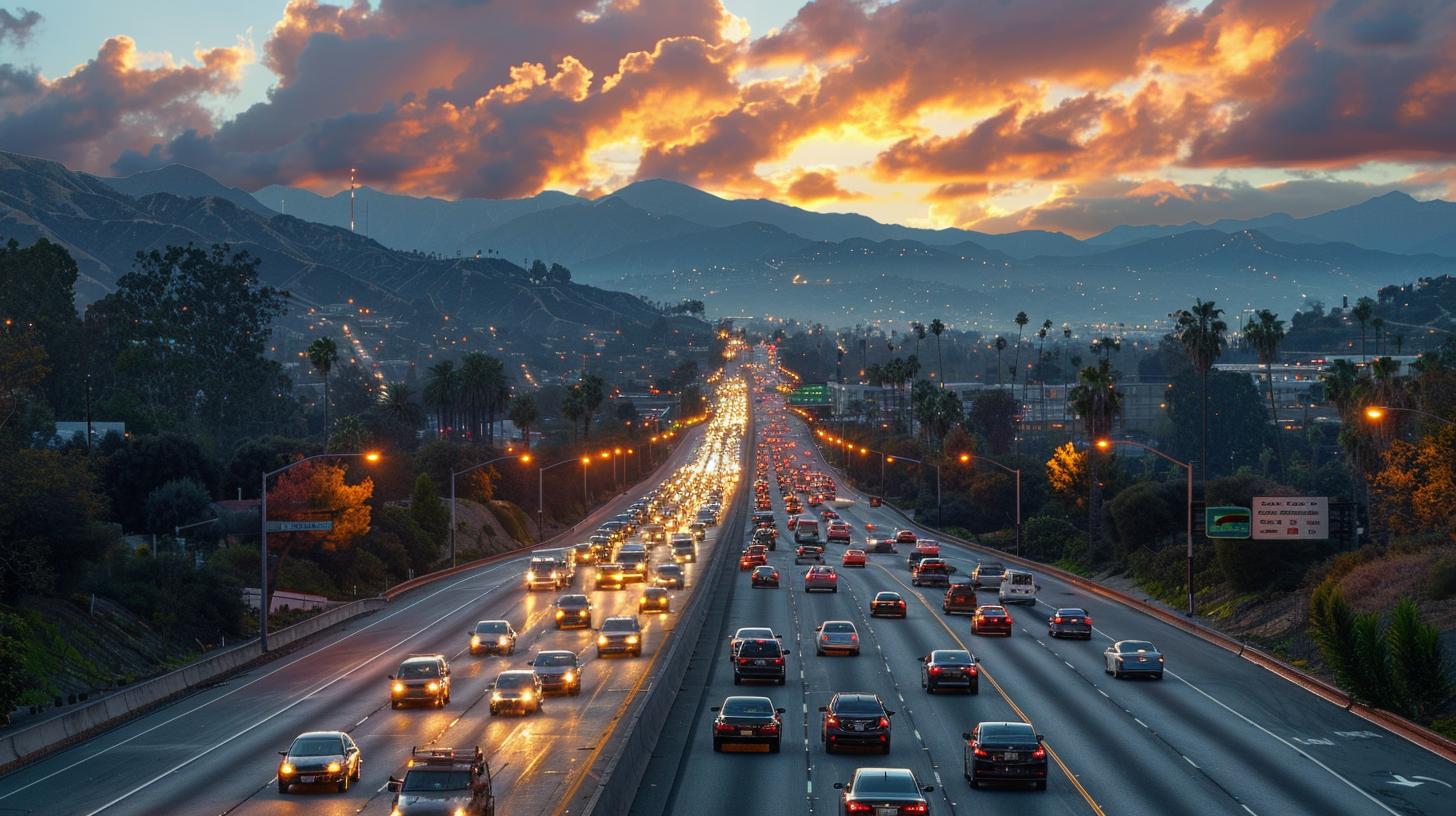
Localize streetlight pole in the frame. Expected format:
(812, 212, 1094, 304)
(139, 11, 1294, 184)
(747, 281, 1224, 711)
(1096, 438, 1194, 616)
(538, 457, 589, 536)
(1364, 405, 1455, 427)
(960, 452, 1021, 556)
(260, 450, 380, 652)
(451, 453, 528, 569)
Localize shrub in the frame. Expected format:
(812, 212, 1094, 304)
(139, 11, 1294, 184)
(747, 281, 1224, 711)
(1426, 556, 1456, 601)
(1020, 516, 1078, 564)
(1387, 598, 1450, 719)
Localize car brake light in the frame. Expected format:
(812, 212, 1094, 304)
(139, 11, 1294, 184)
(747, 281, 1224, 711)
(974, 745, 990, 758)
(903, 804, 928, 814)
(845, 803, 873, 814)
(715, 722, 735, 734)
(773, 657, 784, 665)
(1085, 617, 1093, 625)
(1033, 747, 1046, 759)
(878, 717, 890, 728)
(738, 657, 752, 665)
(850, 633, 858, 641)
(1053, 616, 1063, 624)
(825, 715, 838, 727)
(968, 666, 978, 675)
(929, 666, 941, 674)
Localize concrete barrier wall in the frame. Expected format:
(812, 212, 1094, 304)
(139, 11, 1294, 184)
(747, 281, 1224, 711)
(0, 596, 384, 771)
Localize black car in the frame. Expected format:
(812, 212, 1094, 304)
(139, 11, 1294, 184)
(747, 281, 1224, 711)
(920, 649, 979, 694)
(1048, 607, 1093, 639)
(942, 583, 978, 614)
(732, 637, 789, 685)
(277, 730, 361, 794)
(710, 695, 786, 753)
(869, 591, 907, 618)
(963, 721, 1047, 789)
(596, 616, 643, 657)
(488, 669, 542, 715)
(820, 692, 894, 754)
(468, 620, 517, 656)
(529, 649, 582, 696)
(970, 561, 1007, 589)
(751, 565, 781, 587)
(554, 594, 593, 629)
(834, 767, 933, 814)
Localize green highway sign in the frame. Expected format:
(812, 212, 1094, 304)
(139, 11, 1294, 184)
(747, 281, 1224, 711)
(1205, 506, 1251, 539)
(265, 520, 334, 533)
(789, 384, 830, 406)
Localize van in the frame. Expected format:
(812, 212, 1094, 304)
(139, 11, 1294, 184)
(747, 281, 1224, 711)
(999, 569, 1038, 604)
(794, 518, 821, 544)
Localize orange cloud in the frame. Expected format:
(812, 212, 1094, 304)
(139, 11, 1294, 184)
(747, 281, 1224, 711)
(783, 169, 865, 204)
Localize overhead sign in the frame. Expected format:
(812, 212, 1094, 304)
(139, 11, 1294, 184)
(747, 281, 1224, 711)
(1252, 497, 1328, 540)
(789, 384, 830, 406)
(1205, 506, 1251, 539)
(265, 520, 334, 533)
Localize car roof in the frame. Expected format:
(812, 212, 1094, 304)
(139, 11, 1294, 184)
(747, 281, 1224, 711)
(295, 730, 346, 739)
(1056, 607, 1088, 614)
(1115, 640, 1157, 650)
(978, 605, 1007, 612)
(976, 721, 1036, 734)
(735, 626, 774, 635)
(536, 649, 576, 658)
(831, 692, 880, 705)
(874, 591, 901, 598)
(644, 587, 668, 595)
(496, 669, 535, 680)
(557, 594, 590, 603)
(400, 655, 443, 665)
(930, 649, 972, 659)
(852, 767, 917, 783)
(723, 695, 774, 706)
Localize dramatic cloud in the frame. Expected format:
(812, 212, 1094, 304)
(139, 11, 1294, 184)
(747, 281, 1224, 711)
(0, 0, 1452, 230)
(0, 7, 39, 47)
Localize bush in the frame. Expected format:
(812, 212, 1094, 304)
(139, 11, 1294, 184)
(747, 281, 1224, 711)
(489, 501, 534, 545)
(1387, 598, 1450, 719)
(1107, 481, 1179, 557)
(88, 552, 246, 644)
(144, 478, 213, 536)
(1020, 515, 1079, 564)
(1426, 556, 1456, 601)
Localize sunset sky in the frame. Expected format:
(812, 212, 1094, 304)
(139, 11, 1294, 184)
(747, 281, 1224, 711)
(3, 0, 1454, 237)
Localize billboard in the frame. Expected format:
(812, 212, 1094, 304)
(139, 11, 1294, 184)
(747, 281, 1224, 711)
(1205, 506, 1251, 539)
(1252, 497, 1328, 540)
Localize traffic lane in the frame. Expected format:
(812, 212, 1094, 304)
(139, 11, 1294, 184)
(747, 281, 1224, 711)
(820, 458, 1454, 815)
(0, 556, 533, 816)
(828, 562, 1105, 816)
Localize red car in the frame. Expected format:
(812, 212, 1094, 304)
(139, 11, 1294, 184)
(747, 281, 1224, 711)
(913, 540, 941, 558)
(868, 496, 883, 507)
(786, 515, 800, 530)
(895, 529, 918, 544)
(826, 521, 851, 542)
(739, 549, 768, 570)
(820, 509, 840, 520)
(972, 605, 1014, 637)
(841, 549, 867, 568)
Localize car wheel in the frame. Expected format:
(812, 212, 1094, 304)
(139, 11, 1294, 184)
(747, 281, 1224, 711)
(338, 774, 349, 793)
(825, 738, 835, 755)
(882, 739, 891, 755)
(1156, 672, 1165, 680)
(770, 738, 781, 754)
(777, 675, 786, 685)
(489, 704, 498, 716)
(572, 685, 581, 696)
(596, 649, 604, 659)
(1036, 780, 1048, 790)
(390, 700, 399, 710)
(278, 781, 289, 795)
(733, 673, 741, 685)
(712, 738, 722, 752)
(970, 682, 979, 695)
(969, 776, 980, 789)
(352, 762, 362, 782)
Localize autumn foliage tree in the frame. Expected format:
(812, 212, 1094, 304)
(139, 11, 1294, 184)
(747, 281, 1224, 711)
(265, 462, 373, 606)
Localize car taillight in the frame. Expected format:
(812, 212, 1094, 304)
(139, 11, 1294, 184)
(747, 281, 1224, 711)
(849, 633, 858, 641)
(1085, 617, 1093, 625)
(739, 657, 752, 665)
(714, 722, 735, 734)
(1032, 747, 1046, 759)
(773, 657, 784, 665)
(974, 745, 990, 758)
(901, 804, 928, 815)
(929, 666, 941, 674)
(1052, 616, 1063, 624)
(968, 666, 978, 675)
(825, 715, 838, 727)
(845, 803, 873, 814)
(761, 722, 778, 733)
(878, 717, 890, 728)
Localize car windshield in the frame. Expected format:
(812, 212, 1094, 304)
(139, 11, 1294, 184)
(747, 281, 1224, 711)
(723, 698, 775, 716)
(875, 593, 900, 601)
(558, 596, 589, 608)
(933, 651, 972, 665)
(398, 662, 438, 679)
(1121, 641, 1156, 653)
(496, 673, 531, 688)
(603, 619, 639, 632)
(834, 696, 883, 715)
(290, 736, 342, 756)
(982, 607, 1006, 616)
(737, 640, 780, 657)
(737, 629, 773, 639)
(401, 770, 471, 792)
(658, 565, 681, 574)
(980, 724, 1038, 744)
(534, 652, 575, 667)
(476, 622, 508, 633)
(754, 567, 774, 575)
(852, 771, 918, 796)
(822, 622, 854, 633)
(1059, 609, 1087, 617)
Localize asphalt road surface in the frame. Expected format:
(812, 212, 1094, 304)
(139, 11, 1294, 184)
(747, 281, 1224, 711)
(0, 418, 739, 816)
(632, 402, 1456, 816)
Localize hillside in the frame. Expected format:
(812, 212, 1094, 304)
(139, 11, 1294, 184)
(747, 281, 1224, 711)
(102, 164, 275, 218)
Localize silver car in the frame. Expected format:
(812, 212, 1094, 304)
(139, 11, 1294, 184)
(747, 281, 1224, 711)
(1105, 640, 1164, 679)
(815, 620, 860, 656)
(1048, 608, 1093, 640)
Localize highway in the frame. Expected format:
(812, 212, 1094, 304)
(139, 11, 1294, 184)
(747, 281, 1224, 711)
(633, 391, 1456, 816)
(0, 381, 745, 816)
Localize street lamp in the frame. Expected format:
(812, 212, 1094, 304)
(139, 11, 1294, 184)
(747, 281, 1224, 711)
(1096, 437, 1195, 617)
(1364, 405, 1454, 426)
(538, 457, 590, 535)
(880, 452, 946, 528)
(961, 452, 1021, 555)
(451, 453, 530, 569)
(260, 450, 381, 652)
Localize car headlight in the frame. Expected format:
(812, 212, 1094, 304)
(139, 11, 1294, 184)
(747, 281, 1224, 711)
(497, 636, 509, 646)
(392, 682, 405, 693)
(327, 761, 341, 773)
(626, 635, 639, 644)
(598, 635, 608, 645)
(521, 691, 533, 702)
(470, 635, 481, 647)
(426, 681, 439, 692)
(556, 610, 565, 618)
(492, 691, 504, 701)
(279, 762, 295, 775)
(455, 807, 468, 816)
(562, 671, 575, 682)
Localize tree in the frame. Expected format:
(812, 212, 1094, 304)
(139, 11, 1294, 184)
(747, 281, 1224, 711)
(578, 374, 606, 437)
(0, 239, 84, 415)
(994, 336, 1007, 385)
(1045, 442, 1088, 505)
(1386, 597, 1449, 719)
(374, 382, 424, 449)
(144, 478, 213, 537)
(0, 449, 116, 602)
(103, 433, 220, 533)
(562, 387, 585, 440)
(547, 262, 572, 284)
(460, 352, 508, 443)
(0, 330, 49, 434)
(264, 461, 373, 608)
(1244, 310, 1287, 476)
(307, 337, 340, 448)
(328, 414, 371, 452)
(424, 360, 460, 438)
(1166, 369, 1268, 475)
(1173, 299, 1228, 481)
(508, 394, 539, 449)
(969, 389, 1017, 454)
(1069, 360, 1123, 558)
(409, 474, 449, 554)
(1108, 481, 1179, 558)
(929, 318, 946, 385)
(0, 611, 27, 725)
(1351, 296, 1375, 363)
(1371, 316, 1385, 357)
(330, 363, 377, 419)
(912, 322, 927, 365)
(1012, 311, 1029, 402)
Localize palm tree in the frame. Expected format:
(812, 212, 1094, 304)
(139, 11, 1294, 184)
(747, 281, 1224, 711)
(1036, 319, 1051, 428)
(1069, 359, 1123, 558)
(929, 318, 946, 386)
(459, 352, 509, 442)
(1371, 316, 1385, 357)
(578, 374, 606, 437)
(912, 322, 926, 364)
(508, 393, 539, 449)
(562, 387, 585, 441)
(377, 381, 424, 429)
(1013, 311, 1029, 402)
(1091, 335, 1121, 361)
(1244, 309, 1287, 476)
(1351, 297, 1375, 363)
(994, 336, 1007, 385)
(423, 359, 460, 438)
(1174, 299, 1228, 482)
(307, 337, 340, 448)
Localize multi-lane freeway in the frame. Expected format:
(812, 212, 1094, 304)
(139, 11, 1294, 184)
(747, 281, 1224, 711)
(0, 378, 748, 816)
(633, 375, 1455, 816)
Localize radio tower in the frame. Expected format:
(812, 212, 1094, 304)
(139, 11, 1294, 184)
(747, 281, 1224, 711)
(349, 167, 357, 232)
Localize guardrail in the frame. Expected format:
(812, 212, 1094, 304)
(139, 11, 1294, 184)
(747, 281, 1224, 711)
(575, 414, 752, 815)
(0, 434, 698, 774)
(850, 463, 1456, 764)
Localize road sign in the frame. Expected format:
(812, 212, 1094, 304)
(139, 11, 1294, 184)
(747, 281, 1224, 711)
(1251, 497, 1328, 540)
(265, 520, 334, 533)
(789, 384, 830, 406)
(1205, 506, 1251, 539)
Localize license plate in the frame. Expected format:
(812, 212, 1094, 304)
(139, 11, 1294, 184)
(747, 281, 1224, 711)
(876, 808, 899, 816)
(740, 729, 754, 736)
(754, 659, 766, 665)
(298, 776, 315, 783)
(1004, 752, 1020, 760)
